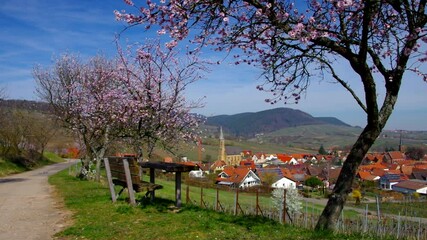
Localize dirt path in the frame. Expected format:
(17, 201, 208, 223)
(0, 160, 77, 240)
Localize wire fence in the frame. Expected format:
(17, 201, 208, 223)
(184, 185, 427, 240)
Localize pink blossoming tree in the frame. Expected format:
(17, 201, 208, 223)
(34, 55, 124, 180)
(34, 43, 204, 180)
(115, 0, 427, 231)
(115, 41, 205, 159)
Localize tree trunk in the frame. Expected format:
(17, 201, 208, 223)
(94, 147, 106, 182)
(315, 124, 381, 231)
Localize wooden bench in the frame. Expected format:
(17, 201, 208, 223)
(104, 157, 163, 205)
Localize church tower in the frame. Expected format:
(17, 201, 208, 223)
(218, 127, 226, 161)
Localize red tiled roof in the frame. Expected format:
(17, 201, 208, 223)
(210, 160, 226, 170)
(358, 171, 379, 181)
(217, 167, 252, 184)
(393, 180, 427, 190)
(179, 161, 197, 167)
(372, 168, 386, 177)
(387, 151, 406, 160)
(277, 154, 294, 163)
(401, 165, 414, 176)
(414, 164, 427, 170)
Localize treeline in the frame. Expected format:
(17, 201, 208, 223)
(0, 100, 58, 168)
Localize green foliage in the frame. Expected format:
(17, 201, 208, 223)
(0, 157, 26, 177)
(318, 145, 327, 155)
(305, 177, 323, 188)
(0, 152, 63, 177)
(405, 146, 425, 160)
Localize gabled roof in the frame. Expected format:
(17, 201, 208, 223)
(380, 173, 408, 182)
(364, 153, 385, 163)
(217, 166, 257, 185)
(358, 171, 379, 181)
(386, 151, 406, 161)
(307, 165, 322, 177)
(393, 180, 427, 191)
(372, 168, 386, 177)
(179, 161, 197, 167)
(327, 167, 342, 181)
(210, 160, 226, 170)
(401, 165, 414, 176)
(290, 154, 305, 159)
(240, 160, 256, 170)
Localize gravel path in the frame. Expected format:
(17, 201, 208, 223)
(0, 160, 76, 240)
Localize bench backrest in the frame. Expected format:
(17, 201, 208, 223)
(108, 157, 140, 183)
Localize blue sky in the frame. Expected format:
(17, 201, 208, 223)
(1, 0, 426, 131)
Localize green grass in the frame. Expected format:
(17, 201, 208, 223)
(0, 157, 27, 177)
(350, 200, 427, 218)
(49, 170, 373, 240)
(0, 151, 64, 177)
(43, 151, 66, 163)
(149, 177, 359, 219)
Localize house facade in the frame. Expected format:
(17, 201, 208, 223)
(216, 166, 261, 189)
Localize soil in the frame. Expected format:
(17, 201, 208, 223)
(0, 161, 76, 240)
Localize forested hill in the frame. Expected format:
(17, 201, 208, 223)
(0, 99, 52, 113)
(205, 107, 350, 137)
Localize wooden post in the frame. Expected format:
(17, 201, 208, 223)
(123, 159, 136, 206)
(256, 189, 259, 216)
(175, 171, 182, 208)
(216, 188, 219, 211)
(150, 167, 155, 201)
(200, 187, 204, 208)
(186, 185, 190, 205)
(282, 189, 287, 224)
(234, 189, 239, 216)
(103, 158, 117, 203)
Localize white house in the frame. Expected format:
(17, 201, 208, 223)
(216, 166, 261, 189)
(272, 177, 297, 189)
(189, 169, 204, 178)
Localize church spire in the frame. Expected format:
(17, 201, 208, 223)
(218, 127, 226, 161)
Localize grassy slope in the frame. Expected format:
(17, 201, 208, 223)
(0, 151, 64, 177)
(260, 124, 427, 151)
(49, 170, 375, 240)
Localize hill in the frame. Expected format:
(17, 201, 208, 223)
(0, 99, 51, 113)
(205, 107, 350, 137)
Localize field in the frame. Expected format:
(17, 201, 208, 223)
(49, 169, 382, 240)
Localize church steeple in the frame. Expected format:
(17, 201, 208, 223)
(218, 127, 226, 161)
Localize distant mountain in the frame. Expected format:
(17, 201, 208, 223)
(205, 108, 350, 137)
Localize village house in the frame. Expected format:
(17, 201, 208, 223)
(257, 167, 297, 189)
(383, 151, 406, 164)
(379, 173, 409, 190)
(392, 180, 427, 195)
(216, 166, 261, 189)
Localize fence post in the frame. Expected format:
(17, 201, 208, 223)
(200, 187, 203, 208)
(256, 189, 259, 216)
(234, 189, 239, 216)
(364, 204, 368, 233)
(376, 195, 381, 236)
(216, 188, 219, 211)
(186, 185, 190, 205)
(397, 212, 401, 239)
(283, 189, 287, 224)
